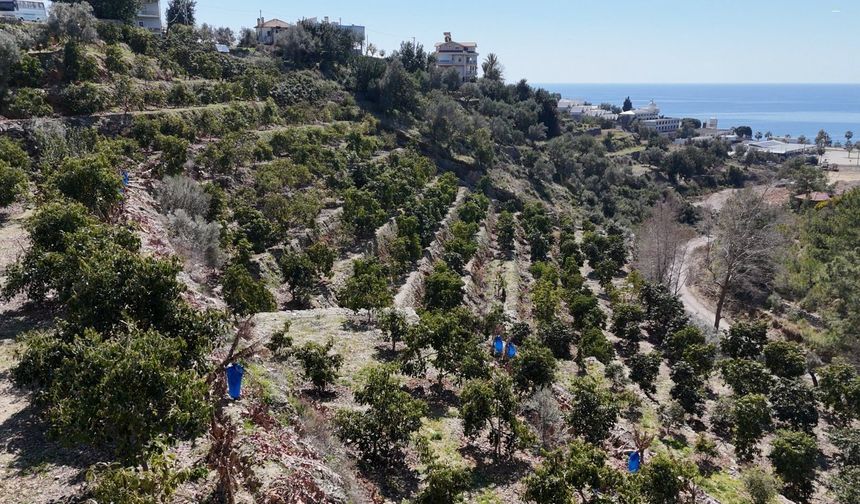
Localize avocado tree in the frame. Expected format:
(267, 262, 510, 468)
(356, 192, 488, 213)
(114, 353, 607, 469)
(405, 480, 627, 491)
(335, 364, 427, 461)
(769, 430, 818, 503)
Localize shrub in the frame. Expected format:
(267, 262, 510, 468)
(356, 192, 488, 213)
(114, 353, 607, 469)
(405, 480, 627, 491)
(221, 263, 276, 317)
(167, 209, 224, 267)
(14, 323, 212, 461)
(105, 44, 129, 74)
(763, 340, 806, 378)
(60, 82, 107, 115)
(769, 430, 818, 502)
(157, 175, 212, 217)
(0, 160, 28, 207)
(155, 134, 189, 175)
(335, 364, 427, 460)
(10, 53, 44, 87)
(50, 154, 123, 216)
(0, 137, 29, 170)
(342, 187, 387, 239)
(4, 88, 53, 118)
(87, 451, 191, 502)
(566, 376, 619, 444)
(512, 338, 557, 393)
(167, 81, 197, 106)
(293, 340, 343, 393)
(47, 2, 98, 42)
(742, 468, 777, 504)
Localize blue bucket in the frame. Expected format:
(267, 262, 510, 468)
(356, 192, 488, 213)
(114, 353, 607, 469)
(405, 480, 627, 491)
(506, 342, 517, 359)
(226, 363, 244, 399)
(493, 335, 504, 356)
(628, 451, 641, 473)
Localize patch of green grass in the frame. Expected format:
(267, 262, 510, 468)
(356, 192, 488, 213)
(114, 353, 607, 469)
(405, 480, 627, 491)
(416, 417, 467, 471)
(245, 362, 277, 405)
(470, 488, 504, 504)
(700, 471, 748, 504)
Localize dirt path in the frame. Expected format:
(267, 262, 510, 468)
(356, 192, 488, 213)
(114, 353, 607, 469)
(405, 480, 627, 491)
(677, 236, 730, 330)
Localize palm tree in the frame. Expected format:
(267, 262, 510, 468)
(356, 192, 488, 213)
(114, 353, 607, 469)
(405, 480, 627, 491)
(846, 131, 854, 158)
(481, 53, 504, 81)
(755, 131, 763, 141)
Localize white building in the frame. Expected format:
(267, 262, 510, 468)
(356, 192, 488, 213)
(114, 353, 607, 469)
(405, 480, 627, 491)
(433, 32, 478, 82)
(135, 0, 162, 34)
(641, 118, 682, 134)
(255, 17, 291, 45)
(746, 140, 818, 157)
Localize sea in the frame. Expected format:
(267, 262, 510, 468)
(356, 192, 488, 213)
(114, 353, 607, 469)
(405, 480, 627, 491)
(538, 83, 860, 141)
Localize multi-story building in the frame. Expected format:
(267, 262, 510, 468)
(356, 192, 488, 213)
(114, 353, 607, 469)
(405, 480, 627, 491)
(135, 0, 162, 34)
(255, 17, 291, 45)
(433, 32, 478, 82)
(641, 117, 682, 134)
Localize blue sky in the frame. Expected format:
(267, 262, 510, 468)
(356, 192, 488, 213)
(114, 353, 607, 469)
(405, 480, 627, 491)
(142, 1, 860, 83)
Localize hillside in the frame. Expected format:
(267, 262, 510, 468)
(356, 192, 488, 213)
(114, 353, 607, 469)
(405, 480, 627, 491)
(1, 5, 859, 504)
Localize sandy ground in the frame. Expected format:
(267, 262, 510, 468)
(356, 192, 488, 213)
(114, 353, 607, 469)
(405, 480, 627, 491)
(821, 148, 860, 185)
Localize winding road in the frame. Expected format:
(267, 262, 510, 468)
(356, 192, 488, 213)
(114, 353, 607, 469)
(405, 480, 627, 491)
(677, 235, 730, 331)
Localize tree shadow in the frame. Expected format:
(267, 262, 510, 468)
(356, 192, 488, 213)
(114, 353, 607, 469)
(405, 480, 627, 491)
(0, 396, 107, 477)
(373, 342, 399, 363)
(357, 454, 420, 502)
(406, 383, 460, 419)
(460, 444, 532, 488)
(0, 302, 54, 341)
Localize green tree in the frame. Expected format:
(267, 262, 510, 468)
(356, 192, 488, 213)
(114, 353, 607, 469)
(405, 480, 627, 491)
(611, 303, 644, 355)
(721, 319, 769, 359)
(497, 210, 516, 252)
(566, 376, 619, 444)
(733, 394, 772, 461)
(424, 261, 464, 310)
(670, 361, 706, 416)
(538, 318, 576, 359)
(337, 257, 393, 319)
(50, 154, 123, 217)
(742, 468, 777, 504)
(769, 430, 818, 503)
(461, 371, 533, 458)
(293, 340, 343, 393)
(55, 0, 141, 23)
(414, 461, 471, 504)
(639, 453, 699, 504)
(622, 96, 633, 112)
(629, 351, 662, 395)
(721, 359, 774, 397)
(166, 0, 195, 29)
(769, 378, 819, 432)
(524, 439, 625, 504)
(342, 188, 387, 239)
(512, 338, 557, 393)
(0, 160, 27, 207)
(763, 340, 806, 378)
(481, 53, 504, 81)
(279, 251, 318, 306)
(818, 362, 860, 425)
(577, 326, 614, 365)
(377, 309, 408, 351)
(221, 264, 276, 318)
(335, 364, 427, 460)
(402, 307, 488, 385)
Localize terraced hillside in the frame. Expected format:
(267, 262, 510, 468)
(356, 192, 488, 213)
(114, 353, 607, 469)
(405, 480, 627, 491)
(1, 5, 859, 504)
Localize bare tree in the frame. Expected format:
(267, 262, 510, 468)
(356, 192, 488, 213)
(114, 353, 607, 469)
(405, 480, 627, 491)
(704, 189, 784, 330)
(635, 197, 693, 295)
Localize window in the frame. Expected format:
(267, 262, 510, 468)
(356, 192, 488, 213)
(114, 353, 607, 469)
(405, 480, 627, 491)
(0, 1, 15, 11)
